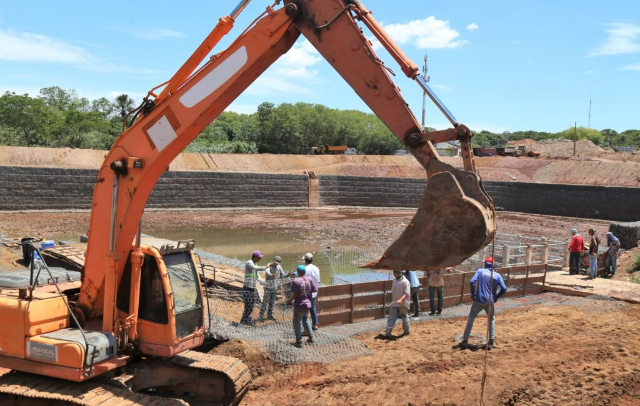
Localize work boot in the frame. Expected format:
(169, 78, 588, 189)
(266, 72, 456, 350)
(307, 336, 315, 344)
(312, 324, 319, 331)
(292, 341, 302, 349)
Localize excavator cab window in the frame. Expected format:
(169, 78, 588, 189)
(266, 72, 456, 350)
(140, 254, 169, 324)
(116, 253, 169, 324)
(164, 252, 203, 338)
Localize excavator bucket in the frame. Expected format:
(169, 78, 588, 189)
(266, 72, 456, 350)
(365, 161, 496, 270)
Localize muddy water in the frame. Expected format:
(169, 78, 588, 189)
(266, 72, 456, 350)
(143, 226, 309, 263)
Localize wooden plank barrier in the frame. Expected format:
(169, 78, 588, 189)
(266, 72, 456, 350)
(316, 265, 548, 326)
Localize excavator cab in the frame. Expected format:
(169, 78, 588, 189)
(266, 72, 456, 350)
(116, 242, 205, 357)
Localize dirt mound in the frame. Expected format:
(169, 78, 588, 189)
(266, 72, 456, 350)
(536, 139, 607, 158)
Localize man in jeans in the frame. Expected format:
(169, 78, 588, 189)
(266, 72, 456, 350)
(286, 265, 318, 348)
(587, 228, 600, 280)
(567, 228, 584, 275)
(258, 256, 287, 322)
(384, 269, 411, 338)
(405, 270, 421, 318)
(460, 257, 506, 350)
(240, 250, 275, 326)
(605, 232, 621, 277)
(303, 253, 321, 331)
(428, 268, 452, 315)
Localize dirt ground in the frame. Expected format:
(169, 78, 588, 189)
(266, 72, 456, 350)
(2, 209, 640, 405)
(3, 143, 640, 186)
(217, 297, 640, 406)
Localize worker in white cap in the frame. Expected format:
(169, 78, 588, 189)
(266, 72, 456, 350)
(302, 252, 321, 330)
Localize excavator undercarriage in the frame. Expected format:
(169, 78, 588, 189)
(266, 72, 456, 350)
(0, 350, 250, 405)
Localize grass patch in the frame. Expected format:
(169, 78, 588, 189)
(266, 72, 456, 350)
(631, 251, 640, 273)
(629, 275, 640, 284)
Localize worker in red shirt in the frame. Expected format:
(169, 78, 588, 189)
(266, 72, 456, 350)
(567, 228, 584, 275)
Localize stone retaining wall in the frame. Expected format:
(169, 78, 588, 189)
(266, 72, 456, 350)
(318, 175, 426, 207)
(1, 167, 638, 222)
(0, 166, 308, 210)
(317, 175, 640, 222)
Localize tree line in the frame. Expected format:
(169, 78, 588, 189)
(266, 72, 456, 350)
(1, 87, 638, 154)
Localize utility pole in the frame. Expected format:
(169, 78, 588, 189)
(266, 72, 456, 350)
(588, 95, 592, 129)
(573, 122, 577, 156)
(421, 52, 430, 129)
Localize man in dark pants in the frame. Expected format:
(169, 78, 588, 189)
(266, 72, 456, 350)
(405, 270, 421, 318)
(567, 228, 584, 275)
(240, 250, 274, 326)
(428, 268, 452, 315)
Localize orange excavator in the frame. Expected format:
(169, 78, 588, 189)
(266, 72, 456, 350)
(0, 0, 495, 404)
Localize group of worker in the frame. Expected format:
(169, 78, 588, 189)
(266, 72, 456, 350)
(384, 258, 507, 350)
(240, 250, 321, 348)
(241, 249, 510, 350)
(567, 228, 621, 279)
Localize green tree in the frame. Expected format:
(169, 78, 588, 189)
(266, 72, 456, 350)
(0, 92, 51, 146)
(91, 97, 115, 118)
(39, 86, 89, 112)
(556, 126, 604, 145)
(114, 94, 136, 120)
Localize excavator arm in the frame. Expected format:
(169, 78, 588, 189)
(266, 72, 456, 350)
(78, 0, 495, 321)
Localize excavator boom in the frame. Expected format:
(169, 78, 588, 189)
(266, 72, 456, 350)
(0, 1, 495, 404)
(79, 0, 495, 320)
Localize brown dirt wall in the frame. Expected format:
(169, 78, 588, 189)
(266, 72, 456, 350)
(2, 145, 639, 187)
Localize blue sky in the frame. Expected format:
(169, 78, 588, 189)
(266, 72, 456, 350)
(0, 1, 638, 133)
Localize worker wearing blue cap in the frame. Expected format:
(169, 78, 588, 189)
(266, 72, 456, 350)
(286, 264, 318, 348)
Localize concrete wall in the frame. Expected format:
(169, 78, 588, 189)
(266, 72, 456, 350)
(0, 166, 308, 210)
(317, 175, 640, 222)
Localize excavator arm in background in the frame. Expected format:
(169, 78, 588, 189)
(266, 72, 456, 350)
(78, 0, 495, 322)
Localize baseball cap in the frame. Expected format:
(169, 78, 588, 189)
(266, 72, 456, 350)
(296, 264, 307, 273)
(252, 250, 263, 258)
(302, 252, 314, 261)
(484, 256, 494, 268)
(273, 256, 282, 263)
(570, 228, 578, 235)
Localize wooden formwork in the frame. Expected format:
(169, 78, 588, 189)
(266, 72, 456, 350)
(316, 264, 548, 327)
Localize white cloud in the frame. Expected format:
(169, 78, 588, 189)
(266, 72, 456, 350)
(245, 39, 322, 96)
(588, 23, 640, 57)
(467, 23, 479, 31)
(0, 29, 164, 75)
(109, 26, 185, 40)
(384, 16, 467, 49)
(619, 63, 640, 70)
(0, 30, 90, 64)
(585, 70, 596, 74)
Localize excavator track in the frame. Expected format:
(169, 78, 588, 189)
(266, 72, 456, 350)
(0, 370, 186, 405)
(0, 352, 250, 406)
(124, 351, 251, 406)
